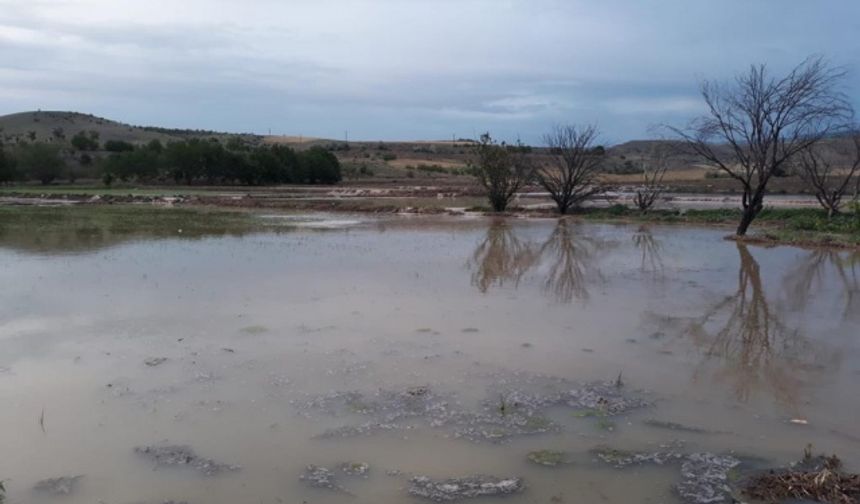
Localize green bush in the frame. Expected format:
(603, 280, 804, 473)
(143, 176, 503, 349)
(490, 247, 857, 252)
(70, 130, 100, 151)
(146, 139, 164, 153)
(382, 153, 397, 161)
(0, 147, 18, 183)
(16, 142, 66, 184)
(102, 149, 162, 182)
(299, 146, 341, 184)
(104, 140, 135, 152)
(606, 204, 630, 216)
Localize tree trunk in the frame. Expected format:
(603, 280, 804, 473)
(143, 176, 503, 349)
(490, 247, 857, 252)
(557, 201, 570, 215)
(736, 208, 756, 236)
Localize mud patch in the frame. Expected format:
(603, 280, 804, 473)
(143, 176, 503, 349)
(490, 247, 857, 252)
(33, 475, 83, 496)
(300, 465, 353, 494)
(134, 445, 240, 476)
(592, 444, 742, 504)
(144, 357, 168, 367)
(298, 372, 650, 444)
(408, 475, 524, 501)
(340, 462, 371, 477)
(527, 450, 571, 467)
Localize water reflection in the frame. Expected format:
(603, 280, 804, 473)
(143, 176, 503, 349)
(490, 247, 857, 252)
(783, 249, 860, 321)
(537, 220, 603, 302)
(469, 220, 539, 293)
(632, 226, 664, 277)
(681, 243, 852, 409)
(469, 219, 603, 302)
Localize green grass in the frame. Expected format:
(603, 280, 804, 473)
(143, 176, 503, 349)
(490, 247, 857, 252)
(0, 205, 266, 254)
(527, 450, 569, 467)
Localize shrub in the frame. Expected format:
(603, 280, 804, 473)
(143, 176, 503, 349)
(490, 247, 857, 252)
(382, 153, 397, 161)
(0, 147, 18, 183)
(104, 140, 135, 152)
(70, 130, 100, 151)
(102, 149, 162, 182)
(146, 139, 164, 153)
(300, 146, 342, 184)
(16, 142, 65, 184)
(606, 204, 630, 216)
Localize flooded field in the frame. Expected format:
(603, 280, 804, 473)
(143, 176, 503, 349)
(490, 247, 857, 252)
(1, 207, 858, 504)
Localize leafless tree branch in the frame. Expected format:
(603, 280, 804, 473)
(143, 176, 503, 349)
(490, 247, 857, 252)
(537, 125, 604, 214)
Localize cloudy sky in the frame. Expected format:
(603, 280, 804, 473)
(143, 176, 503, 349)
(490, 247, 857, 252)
(1, 0, 858, 144)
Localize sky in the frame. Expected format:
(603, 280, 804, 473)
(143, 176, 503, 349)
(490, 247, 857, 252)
(0, 0, 858, 145)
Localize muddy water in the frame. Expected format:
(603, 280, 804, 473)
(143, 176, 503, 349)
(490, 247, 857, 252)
(0, 210, 858, 504)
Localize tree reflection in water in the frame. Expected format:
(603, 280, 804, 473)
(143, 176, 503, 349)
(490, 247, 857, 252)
(469, 220, 540, 294)
(685, 243, 841, 409)
(783, 249, 860, 321)
(469, 219, 603, 302)
(632, 225, 664, 277)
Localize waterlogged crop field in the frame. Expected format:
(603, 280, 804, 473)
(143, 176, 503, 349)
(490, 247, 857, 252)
(0, 206, 858, 504)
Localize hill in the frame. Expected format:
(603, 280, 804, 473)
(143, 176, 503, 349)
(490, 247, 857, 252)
(0, 111, 181, 145)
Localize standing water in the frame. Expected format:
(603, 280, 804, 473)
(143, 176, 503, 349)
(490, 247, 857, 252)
(0, 208, 858, 503)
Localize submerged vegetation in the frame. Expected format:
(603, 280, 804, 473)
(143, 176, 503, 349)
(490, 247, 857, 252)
(0, 205, 264, 254)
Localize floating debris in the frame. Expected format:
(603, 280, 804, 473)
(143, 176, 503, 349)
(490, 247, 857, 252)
(340, 462, 370, 477)
(134, 445, 240, 476)
(740, 454, 860, 504)
(300, 465, 337, 489)
(33, 475, 83, 496)
(527, 450, 571, 467)
(144, 357, 168, 367)
(408, 475, 524, 501)
(300, 465, 351, 494)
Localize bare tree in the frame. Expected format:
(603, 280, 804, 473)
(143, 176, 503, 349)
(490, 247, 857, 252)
(470, 133, 533, 212)
(537, 125, 603, 214)
(633, 146, 670, 212)
(794, 133, 860, 218)
(672, 56, 853, 235)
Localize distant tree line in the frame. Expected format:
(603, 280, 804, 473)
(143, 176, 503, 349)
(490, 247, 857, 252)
(0, 137, 341, 186)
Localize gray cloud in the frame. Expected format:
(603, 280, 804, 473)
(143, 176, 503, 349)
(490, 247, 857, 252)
(0, 0, 858, 143)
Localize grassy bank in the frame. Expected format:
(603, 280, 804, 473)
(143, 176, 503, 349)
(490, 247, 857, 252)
(569, 205, 860, 247)
(2, 191, 859, 249)
(0, 205, 266, 254)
